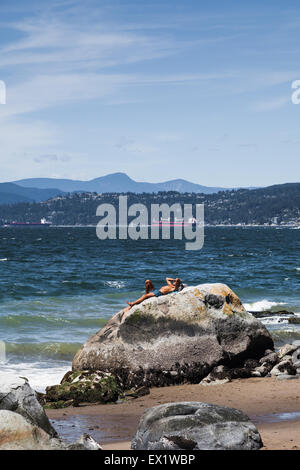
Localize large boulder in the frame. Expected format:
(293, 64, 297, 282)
(72, 284, 273, 388)
(0, 376, 57, 436)
(131, 402, 263, 450)
(0, 410, 102, 450)
(0, 410, 63, 450)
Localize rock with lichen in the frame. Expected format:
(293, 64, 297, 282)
(44, 371, 119, 406)
(72, 283, 273, 388)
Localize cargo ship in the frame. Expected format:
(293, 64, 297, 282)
(2, 218, 52, 228)
(151, 217, 197, 227)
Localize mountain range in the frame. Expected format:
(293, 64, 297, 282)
(13, 172, 229, 195)
(0, 172, 259, 205)
(0, 183, 64, 205)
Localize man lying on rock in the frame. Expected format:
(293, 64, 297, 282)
(125, 277, 183, 310)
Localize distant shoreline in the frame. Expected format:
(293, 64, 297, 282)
(21, 224, 299, 228)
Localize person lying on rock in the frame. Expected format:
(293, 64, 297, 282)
(125, 277, 183, 310)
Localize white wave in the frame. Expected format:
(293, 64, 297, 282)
(261, 316, 290, 325)
(243, 299, 285, 312)
(0, 362, 70, 392)
(296, 268, 300, 271)
(0, 258, 7, 262)
(104, 280, 126, 289)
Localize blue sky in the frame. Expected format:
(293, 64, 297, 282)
(0, 0, 299, 187)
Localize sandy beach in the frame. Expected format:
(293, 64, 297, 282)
(46, 377, 300, 450)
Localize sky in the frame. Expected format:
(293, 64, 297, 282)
(0, 0, 300, 187)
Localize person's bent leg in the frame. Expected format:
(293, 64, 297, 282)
(126, 292, 155, 307)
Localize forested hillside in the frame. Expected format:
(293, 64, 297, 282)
(0, 183, 299, 226)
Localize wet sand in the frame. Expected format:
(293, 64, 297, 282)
(46, 377, 300, 450)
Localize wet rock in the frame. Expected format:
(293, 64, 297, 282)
(131, 402, 263, 450)
(44, 371, 119, 406)
(250, 370, 261, 377)
(73, 283, 273, 389)
(277, 344, 298, 360)
(259, 352, 278, 366)
(253, 363, 273, 377)
(249, 310, 294, 319)
(263, 349, 276, 356)
(200, 366, 231, 386)
(292, 348, 300, 365)
(282, 355, 293, 362)
(0, 376, 57, 437)
(270, 360, 296, 376)
(67, 434, 102, 450)
(123, 386, 150, 399)
(244, 358, 260, 369)
(201, 377, 231, 386)
(288, 318, 300, 324)
(229, 368, 253, 379)
(43, 399, 75, 409)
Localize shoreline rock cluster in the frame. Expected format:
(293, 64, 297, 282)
(0, 376, 101, 450)
(200, 343, 300, 385)
(41, 342, 300, 408)
(0, 375, 264, 450)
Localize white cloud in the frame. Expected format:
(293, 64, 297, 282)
(0, 16, 181, 73)
(0, 6, 235, 182)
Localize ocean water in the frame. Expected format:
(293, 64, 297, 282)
(0, 226, 299, 392)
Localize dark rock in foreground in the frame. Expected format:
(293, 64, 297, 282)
(131, 402, 263, 450)
(72, 283, 274, 389)
(0, 376, 57, 437)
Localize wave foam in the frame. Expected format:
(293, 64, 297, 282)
(104, 280, 126, 289)
(0, 364, 69, 393)
(244, 299, 285, 312)
(261, 316, 289, 325)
